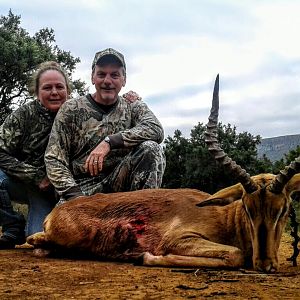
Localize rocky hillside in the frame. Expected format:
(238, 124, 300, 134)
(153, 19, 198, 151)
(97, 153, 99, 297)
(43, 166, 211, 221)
(257, 134, 300, 162)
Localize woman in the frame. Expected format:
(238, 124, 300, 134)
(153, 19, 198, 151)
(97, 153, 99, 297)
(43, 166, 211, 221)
(0, 61, 71, 249)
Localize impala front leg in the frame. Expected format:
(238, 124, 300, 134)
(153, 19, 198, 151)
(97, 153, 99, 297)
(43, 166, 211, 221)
(143, 239, 244, 268)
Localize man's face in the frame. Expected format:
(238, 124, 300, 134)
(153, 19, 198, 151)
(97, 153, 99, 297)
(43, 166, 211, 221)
(38, 70, 68, 112)
(91, 64, 126, 104)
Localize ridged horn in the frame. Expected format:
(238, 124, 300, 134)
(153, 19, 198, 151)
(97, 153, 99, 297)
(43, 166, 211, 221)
(204, 74, 258, 193)
(269, 157, 300, 194)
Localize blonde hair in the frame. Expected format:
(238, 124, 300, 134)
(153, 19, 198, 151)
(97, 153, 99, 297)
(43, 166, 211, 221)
(28, 61, 72, 96)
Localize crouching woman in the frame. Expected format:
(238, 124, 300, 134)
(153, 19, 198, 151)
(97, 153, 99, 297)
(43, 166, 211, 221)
(0, 61, 71, 248)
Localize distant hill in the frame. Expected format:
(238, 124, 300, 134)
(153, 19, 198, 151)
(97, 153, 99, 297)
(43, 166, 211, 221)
(257, 134, 300, 162)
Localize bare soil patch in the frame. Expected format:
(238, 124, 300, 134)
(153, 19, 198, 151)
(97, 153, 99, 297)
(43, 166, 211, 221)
(0, 233, 299, 300)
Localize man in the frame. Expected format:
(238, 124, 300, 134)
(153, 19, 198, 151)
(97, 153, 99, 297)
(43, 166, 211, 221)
(45, 48, 165, 202)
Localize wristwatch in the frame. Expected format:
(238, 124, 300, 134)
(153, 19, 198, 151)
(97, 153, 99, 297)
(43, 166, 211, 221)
(104, 136, 111, 145)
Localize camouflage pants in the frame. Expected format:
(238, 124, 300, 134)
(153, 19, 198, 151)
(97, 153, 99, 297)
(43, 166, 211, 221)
(80, 141, 166, 195)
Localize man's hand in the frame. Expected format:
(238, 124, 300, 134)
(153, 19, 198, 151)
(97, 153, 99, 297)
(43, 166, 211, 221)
(123, 90, 142, 103)
(84, 141, 110, 176)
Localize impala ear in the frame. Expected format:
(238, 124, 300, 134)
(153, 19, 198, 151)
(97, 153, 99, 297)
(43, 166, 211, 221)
(196, 198, 233, 207)
(197, 183, 244, 207)
(284, 174, 300, 199)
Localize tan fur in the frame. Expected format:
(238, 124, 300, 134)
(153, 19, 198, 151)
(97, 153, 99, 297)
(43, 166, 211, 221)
(27, 176, 300, 272)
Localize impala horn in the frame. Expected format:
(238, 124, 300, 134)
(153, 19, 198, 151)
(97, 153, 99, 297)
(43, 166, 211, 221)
(269, 157, 300, 193)
(204, 75, 258, 193)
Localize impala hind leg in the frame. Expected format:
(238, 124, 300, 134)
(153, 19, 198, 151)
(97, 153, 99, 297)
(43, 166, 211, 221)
(26, 232, 48, 246)
(26, 232, 54, 257)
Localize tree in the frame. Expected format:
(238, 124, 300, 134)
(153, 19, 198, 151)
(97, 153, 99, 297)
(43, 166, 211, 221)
(0, 10, 88, 123)
(283, 145, 300, 165)
(162, 130, 190, 188)
(163, 122, 267, 194)
(254, 154, 273, 174)
(271, 145, 300, 174)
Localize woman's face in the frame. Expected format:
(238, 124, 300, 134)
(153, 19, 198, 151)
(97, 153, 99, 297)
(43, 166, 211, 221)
(38, 70, 68, 112)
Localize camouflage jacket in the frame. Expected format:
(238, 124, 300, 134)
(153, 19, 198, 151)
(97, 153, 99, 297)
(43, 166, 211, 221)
(45, 94, 164, 199)
(0, 100, 56, 185)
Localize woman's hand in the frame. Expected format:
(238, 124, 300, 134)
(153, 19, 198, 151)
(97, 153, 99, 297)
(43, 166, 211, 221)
(38, 176, 52, 191)
(122, 90, 142, 103)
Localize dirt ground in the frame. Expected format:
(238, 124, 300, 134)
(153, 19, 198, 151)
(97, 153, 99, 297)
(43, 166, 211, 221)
(0, 233, 299, 300)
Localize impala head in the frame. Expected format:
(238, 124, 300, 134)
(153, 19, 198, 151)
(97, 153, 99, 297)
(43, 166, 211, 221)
(203, 75, 300, 272)
(242, 174, 293, 272)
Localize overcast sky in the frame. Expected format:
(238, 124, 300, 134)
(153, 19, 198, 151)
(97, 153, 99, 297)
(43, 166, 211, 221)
(1, 0, 300, 139)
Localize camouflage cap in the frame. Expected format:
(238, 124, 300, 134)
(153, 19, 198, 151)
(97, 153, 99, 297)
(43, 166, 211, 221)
(92, 48, 126, 70)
